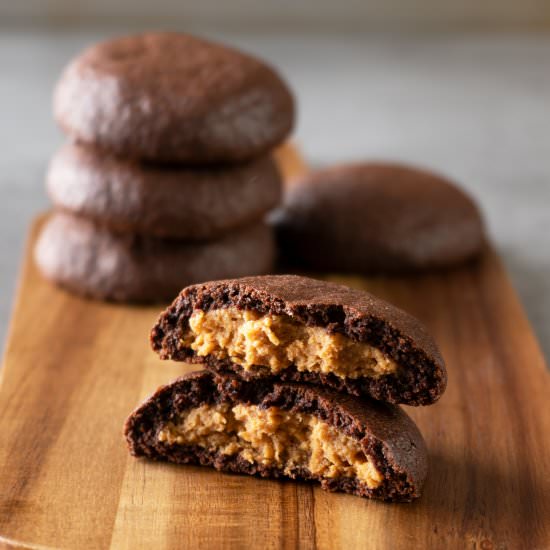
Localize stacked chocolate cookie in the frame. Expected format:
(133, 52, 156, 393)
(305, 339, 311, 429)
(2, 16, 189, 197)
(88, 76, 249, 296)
(34, 33, 295, 302)
(125, 275, 447, 502)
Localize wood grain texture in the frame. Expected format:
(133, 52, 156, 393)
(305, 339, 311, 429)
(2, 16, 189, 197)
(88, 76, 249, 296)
(1, 146, 549, 549)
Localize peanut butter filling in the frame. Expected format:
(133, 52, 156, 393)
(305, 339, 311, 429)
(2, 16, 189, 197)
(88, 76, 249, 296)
(181, 308, 398, 379)
(158, 403, 384, 488)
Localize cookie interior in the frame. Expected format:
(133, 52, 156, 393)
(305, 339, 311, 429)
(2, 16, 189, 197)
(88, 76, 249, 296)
(158, 401, 383, 488)
(181, 307, 399, 380)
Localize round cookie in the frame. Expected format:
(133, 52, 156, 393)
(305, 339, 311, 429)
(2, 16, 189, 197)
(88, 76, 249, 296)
(273, 162, 485, 273)
(34, 212, 275, 303)
(54, 32, 295, 164)
(47, 143, 282, 239)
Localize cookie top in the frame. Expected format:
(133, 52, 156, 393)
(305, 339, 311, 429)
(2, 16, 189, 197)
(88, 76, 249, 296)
(34, 212, 275, 303)
(47, 143, 282, 239)
(150, 274, 447, 405)
(125, 370, 428, 502)
(273, 162, 485, 273)
(54, 32, 295, 163)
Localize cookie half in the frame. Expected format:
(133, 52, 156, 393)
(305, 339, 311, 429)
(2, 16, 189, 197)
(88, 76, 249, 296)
(125, 370, 428, 502)
(47, 143, 282, 239)
(34, 213, 275, 303)
(54, 32, 295, 163)
(273, 162, 485, 273)
(150, 275, 447, 405)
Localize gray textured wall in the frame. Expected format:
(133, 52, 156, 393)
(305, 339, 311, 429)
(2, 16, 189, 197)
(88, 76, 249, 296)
(3, 1, 550, 28)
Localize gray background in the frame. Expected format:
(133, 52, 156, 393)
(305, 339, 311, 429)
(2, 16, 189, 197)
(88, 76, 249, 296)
(1, 25, 549, 360)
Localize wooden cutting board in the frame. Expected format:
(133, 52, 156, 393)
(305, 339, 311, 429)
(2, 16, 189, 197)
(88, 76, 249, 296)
(1, 144, 549, 550)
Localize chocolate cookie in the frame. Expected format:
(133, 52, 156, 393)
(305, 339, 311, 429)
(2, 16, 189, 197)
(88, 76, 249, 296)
(34, 213, 275, 303)
(47, 143, 282, 239)
(272, 162, 485, 273)
(150, 275, 447, 405)
(125, 370, 428, 502)
(54, 32, 295, 164)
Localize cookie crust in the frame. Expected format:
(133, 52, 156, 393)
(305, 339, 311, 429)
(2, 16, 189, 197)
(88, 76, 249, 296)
(54, 32, 295, 163)
(34, 213, 275, 303)
(273, 162, 485, 273)
(150, 275, 447, 405)
(125, 371, 428, 502)
(47, 143, 282, 239)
